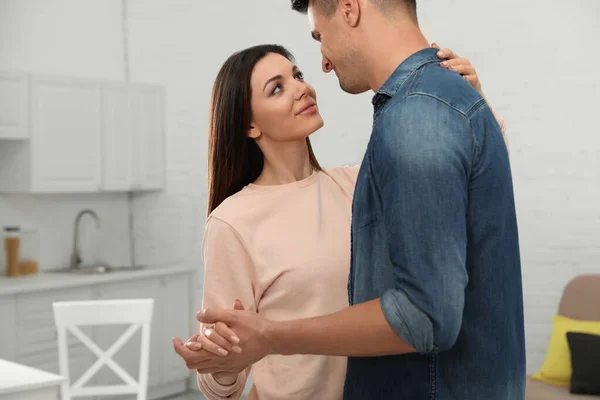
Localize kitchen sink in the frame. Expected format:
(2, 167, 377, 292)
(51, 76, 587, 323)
(46, 264, 147, 275)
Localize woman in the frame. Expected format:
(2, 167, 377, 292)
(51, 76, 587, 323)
(180, 44, 508, 400)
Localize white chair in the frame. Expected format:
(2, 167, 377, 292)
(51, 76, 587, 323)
(52, 299, 154, 400)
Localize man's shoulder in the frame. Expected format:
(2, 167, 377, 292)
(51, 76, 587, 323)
(386, 64, 486, 118)
(371, 67, 482, 159)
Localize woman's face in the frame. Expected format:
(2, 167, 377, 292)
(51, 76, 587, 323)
(248, 53, 323, 142)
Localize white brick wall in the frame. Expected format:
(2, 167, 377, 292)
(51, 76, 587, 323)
(1, 0, 598, 377)
(0, 0, 131, 270)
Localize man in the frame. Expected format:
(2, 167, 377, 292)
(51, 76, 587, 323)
(182, 0, 526, 398)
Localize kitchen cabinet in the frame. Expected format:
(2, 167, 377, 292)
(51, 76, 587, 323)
(0, 266, 195, 399)
(102, 83, 166, 192)
(0, 71, 29, 140)
(15, 286, 95, 385)
(31, 75, 103, 192)
(0, 75, 102, 193)
(0, 72, 166, 193)
(101, 82, 132, 191)
(157, 274, 192, 384)
(0, 296, 16, 362)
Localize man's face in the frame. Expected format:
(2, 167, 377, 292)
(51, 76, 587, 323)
(307, 2, 370, 94)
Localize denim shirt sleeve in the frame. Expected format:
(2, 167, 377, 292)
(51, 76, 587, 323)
(372, 94, 474, 353)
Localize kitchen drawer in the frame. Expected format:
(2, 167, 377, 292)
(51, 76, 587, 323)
(0, 295, 16, 361)
(16, 287, 91, 322)
(17, 323, 90, 357)
(16, 288, 92, 357)
(19, 344, 94, 380)
(93, 278, 157, 299)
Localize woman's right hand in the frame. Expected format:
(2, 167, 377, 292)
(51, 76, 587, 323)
(185, 326, 241, 356)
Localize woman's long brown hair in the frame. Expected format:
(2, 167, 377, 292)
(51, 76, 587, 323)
(207, 44, 321, 215)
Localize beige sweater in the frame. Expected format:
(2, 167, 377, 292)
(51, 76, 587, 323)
(198, 167, 359, 400)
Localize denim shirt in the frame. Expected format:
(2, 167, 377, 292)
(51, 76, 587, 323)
(343, 48, 526, 400)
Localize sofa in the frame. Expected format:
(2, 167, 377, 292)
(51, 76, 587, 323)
(525, 274, 600, 399)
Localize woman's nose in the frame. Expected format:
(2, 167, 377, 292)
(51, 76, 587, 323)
(295, 80, 310, 100)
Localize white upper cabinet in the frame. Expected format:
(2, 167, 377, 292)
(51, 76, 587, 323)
(101, 82, 133, 191)
(0, 71, 29, 140)
(0, 72, 166, 193)
(31, 75, 103, 192)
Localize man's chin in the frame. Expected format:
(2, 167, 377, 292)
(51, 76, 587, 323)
(339, 82, 369, 95)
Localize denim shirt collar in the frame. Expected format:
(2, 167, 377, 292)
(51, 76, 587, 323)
(372, 47, 441, 110)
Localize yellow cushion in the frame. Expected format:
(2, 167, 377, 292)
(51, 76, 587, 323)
(532, 315, 600, 387)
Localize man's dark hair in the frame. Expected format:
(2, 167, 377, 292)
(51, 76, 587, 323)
(291, 0, 417, 20)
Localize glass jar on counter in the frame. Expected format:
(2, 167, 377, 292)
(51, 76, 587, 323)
(2, 225, 40, 277)
(3, 226, 20, 277)
(18, 225, 40, 275)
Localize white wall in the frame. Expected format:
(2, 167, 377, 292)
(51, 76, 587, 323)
(1, 0, 598, 377)
(0, 0, 131, 270)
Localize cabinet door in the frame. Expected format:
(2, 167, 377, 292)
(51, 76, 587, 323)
(130, 84, 165, 191)
(159, 274, 193, 383)
(30, 75, 102, 192)
(101, 83, 133, 191)
(0, 295, 17, 361)
(0, 71, 29, 139)
(92, 279, 162, 392)
(15, 287, 94, 382)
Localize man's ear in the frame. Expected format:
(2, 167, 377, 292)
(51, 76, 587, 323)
(340, 0, 361, 27)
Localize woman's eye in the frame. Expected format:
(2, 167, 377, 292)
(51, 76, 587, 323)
(270, 84, 282, 96)
(295, 71, 305, 80)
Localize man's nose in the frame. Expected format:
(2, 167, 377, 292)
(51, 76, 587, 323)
(322, 55, 332, 73)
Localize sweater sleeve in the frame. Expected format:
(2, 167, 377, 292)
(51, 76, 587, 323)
(196, 216, 258, 400)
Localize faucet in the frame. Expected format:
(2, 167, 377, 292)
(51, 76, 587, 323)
(69, 209, 100, 270)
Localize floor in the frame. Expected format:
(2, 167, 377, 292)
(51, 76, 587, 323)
(166, 393, 206, 400)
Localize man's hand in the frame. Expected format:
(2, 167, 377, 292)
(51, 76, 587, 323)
(185, 300, 244, 356)
(195, 304, 274, 374)
(173, 300, 257, 378)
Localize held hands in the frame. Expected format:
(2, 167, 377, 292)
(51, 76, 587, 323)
(186, 299, 245, 357)
(433, 43, 483, 95)
(172, 300, 245, 385)
(173, 299, 272, 378)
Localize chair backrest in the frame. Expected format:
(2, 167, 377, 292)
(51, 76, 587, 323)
(558, 275, 600, 321)
(52, 299, 154, 400)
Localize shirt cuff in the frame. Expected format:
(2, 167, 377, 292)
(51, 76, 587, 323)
(380, 289, 435, 353)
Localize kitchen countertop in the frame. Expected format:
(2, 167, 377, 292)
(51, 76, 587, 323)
(0, 264, 197, 296)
